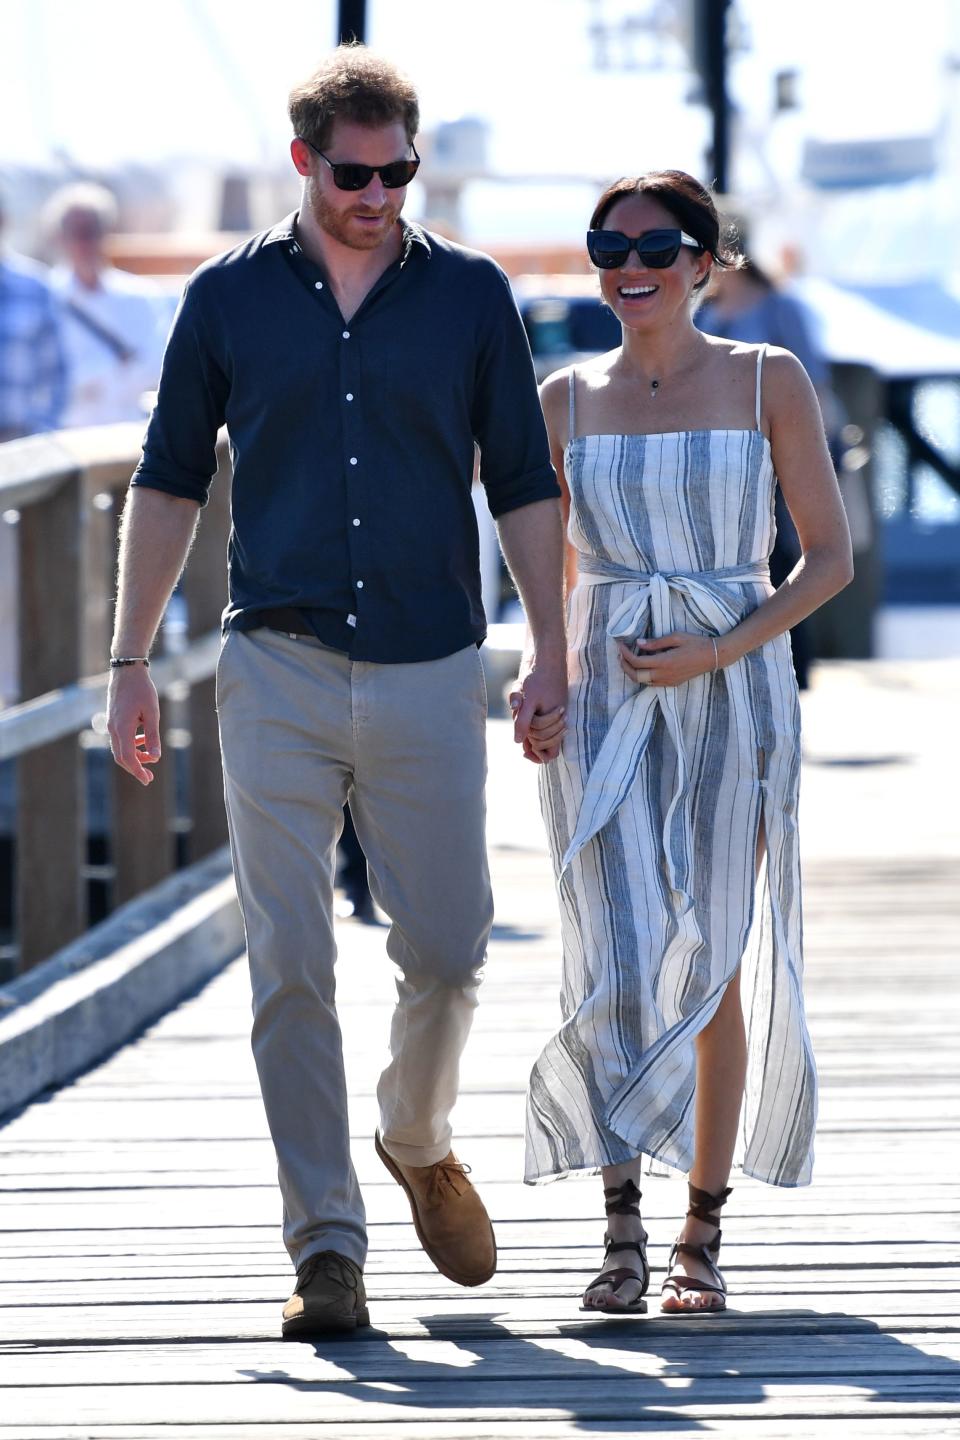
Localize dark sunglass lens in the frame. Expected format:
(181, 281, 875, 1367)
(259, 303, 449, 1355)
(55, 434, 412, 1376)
(379, 159, 419, 188)
(587, 232, 628, 268)
(638, 232, 682, 268)
(333, 164, 373, 191)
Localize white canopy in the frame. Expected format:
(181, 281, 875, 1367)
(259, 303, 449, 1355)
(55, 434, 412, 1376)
(791, 277, 960, 379)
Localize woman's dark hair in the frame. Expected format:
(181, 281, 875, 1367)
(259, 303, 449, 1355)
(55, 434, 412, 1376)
(589, 170, 740, 291)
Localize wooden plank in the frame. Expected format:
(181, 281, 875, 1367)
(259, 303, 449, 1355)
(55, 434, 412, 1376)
(0, 1425, 956, 1440)
(5, 1333, 960, 1387)
(0, 1378, 957, 1429)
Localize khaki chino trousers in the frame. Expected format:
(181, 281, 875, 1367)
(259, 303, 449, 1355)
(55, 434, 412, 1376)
(216, 628, 493, 1270)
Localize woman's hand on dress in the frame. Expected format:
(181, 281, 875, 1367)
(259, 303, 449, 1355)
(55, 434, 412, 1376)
(618, 633, 718, 688)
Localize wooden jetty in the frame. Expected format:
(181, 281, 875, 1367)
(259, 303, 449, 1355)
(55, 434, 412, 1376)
(1, 662, 959, 1438)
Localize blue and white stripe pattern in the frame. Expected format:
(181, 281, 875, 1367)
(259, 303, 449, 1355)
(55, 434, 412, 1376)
(525, 356, 816, 1188)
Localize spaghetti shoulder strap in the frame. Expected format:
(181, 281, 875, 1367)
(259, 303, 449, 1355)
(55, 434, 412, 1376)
(568, 367, 577, 444)
(754, 344, 766, 432)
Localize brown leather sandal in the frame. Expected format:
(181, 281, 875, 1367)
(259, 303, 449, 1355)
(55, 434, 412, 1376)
(580, 1178, 650, 1314)
(660, 1182, 733, 1314)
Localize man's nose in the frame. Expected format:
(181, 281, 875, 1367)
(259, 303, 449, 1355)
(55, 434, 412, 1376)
(360, 175, 387, 207)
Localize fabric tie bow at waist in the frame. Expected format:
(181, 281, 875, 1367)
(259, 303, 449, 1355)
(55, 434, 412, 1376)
(560, 557, 770, 880)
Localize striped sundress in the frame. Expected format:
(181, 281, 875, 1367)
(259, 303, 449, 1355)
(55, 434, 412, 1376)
(525, 346, 816, 1189)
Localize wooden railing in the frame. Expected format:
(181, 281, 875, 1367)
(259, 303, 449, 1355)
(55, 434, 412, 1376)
(0, 427, 232, 974)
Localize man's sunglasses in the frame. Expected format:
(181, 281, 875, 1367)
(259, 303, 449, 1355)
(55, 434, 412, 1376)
(586, 228, 703, 270)
(299, 137, 420, 191)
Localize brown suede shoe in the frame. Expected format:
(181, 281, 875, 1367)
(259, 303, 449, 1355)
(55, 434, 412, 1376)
(281, 1250, 369, 1338)
(375, 1130, 497, 1287)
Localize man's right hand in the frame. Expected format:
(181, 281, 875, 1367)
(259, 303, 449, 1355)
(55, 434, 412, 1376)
(107, 666, 162, 786)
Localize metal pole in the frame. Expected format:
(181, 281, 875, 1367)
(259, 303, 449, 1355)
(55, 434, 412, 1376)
(338, 0, 367, 44)
(694, 0, 731, 193)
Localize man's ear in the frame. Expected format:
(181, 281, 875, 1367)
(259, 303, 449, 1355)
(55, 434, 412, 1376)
(290, 138, 313, 178)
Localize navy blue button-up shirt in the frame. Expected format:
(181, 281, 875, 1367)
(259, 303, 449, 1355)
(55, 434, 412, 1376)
(132, 214, 558, 662)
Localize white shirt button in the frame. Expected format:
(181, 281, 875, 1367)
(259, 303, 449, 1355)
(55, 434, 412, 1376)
(314, 280, 323, 290)
(349, 456, 358, 465)
(352, 517, 360, 526)
(356, 580, 364, 589)
(346, 393, 354, 401)
(342, 330, 350, 339)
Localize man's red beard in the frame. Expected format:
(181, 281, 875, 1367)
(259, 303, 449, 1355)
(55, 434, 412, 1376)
(310, 186, 402, 250)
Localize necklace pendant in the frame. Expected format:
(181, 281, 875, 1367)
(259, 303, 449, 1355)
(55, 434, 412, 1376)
(650, 378, 660, 398)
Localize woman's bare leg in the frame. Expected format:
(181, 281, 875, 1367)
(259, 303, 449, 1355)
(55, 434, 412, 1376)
(661, 817, 765, 1311)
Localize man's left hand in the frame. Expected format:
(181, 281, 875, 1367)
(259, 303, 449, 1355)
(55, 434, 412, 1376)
(509, 659, 568, 764)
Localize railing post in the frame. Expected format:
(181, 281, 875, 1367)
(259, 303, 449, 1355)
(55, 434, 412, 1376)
(16, 475, 85, 969)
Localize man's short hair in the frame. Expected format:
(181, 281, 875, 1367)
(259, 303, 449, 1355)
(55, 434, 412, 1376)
(43, 182, 118, 236)
(288, 44, 419, 153)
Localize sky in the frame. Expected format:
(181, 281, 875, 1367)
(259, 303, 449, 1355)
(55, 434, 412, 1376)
(0, 0, 955, 247)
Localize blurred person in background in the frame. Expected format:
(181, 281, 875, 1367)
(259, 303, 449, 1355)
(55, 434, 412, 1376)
(45, 183, 168, 428)
(696, 237, 838, 688)
(524, 172, 852, 1315)
(106, 44, 565, 1339)
(334, 803, 377, 923)
(0, 194, 68, 706)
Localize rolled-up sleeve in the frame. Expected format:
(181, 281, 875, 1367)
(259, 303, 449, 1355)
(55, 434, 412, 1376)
(471, 265, 558, 518)
(132, 275, 228, 507)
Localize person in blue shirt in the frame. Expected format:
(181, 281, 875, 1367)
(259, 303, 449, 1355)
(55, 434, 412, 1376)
(105, 45, 566, 1339)
(0, 196, 68, 707)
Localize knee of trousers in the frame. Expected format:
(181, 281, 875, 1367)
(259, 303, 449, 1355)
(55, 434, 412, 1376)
(388, 895, 493, 991)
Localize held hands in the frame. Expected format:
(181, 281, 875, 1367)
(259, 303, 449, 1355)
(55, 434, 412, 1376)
(618, 632, 719, 688)
(509, 656, 568, 765)
(106, 667, 162, 787)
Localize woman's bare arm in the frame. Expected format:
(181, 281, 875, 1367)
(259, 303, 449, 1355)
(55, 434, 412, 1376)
(623, 349, 853, 687)
(716, 348, 853, 664)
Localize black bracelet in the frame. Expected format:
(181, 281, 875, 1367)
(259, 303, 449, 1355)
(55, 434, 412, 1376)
(109, 657, 150, 668)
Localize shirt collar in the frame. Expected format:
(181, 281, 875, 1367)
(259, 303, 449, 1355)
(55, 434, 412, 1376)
(262, 212, 431, 261)
(262, 213, 297, 248)
(399, 219, 431, 260)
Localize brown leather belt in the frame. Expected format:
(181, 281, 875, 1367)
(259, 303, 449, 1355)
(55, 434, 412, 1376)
(256, 607, 315, 636)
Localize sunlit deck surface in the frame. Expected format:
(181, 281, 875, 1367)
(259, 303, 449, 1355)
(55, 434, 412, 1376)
(2, 662, 959, 1438)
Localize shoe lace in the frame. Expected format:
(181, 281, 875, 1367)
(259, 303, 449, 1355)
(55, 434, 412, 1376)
(425, 1158, 473, 1207)
(296, 1250, 358, 1295)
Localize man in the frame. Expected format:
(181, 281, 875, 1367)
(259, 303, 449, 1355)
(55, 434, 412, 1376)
(0, 196, 68, 706)
(107, 46, 566, 1338)
(45, 183, 169, 428)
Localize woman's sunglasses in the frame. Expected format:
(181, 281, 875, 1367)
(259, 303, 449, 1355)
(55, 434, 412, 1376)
(587, 228, 703, 270)
(299, 137, 420, 191)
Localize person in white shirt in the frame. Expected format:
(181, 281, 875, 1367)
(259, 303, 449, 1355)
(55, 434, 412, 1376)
(45, 183, 170, 428)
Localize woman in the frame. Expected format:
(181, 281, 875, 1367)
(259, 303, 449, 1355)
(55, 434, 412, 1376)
(522, 171, 852, 1315)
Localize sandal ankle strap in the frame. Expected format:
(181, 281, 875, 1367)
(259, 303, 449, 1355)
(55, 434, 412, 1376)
(686, 1182, 732, 1226)
(603, 1178, 643, 1218)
